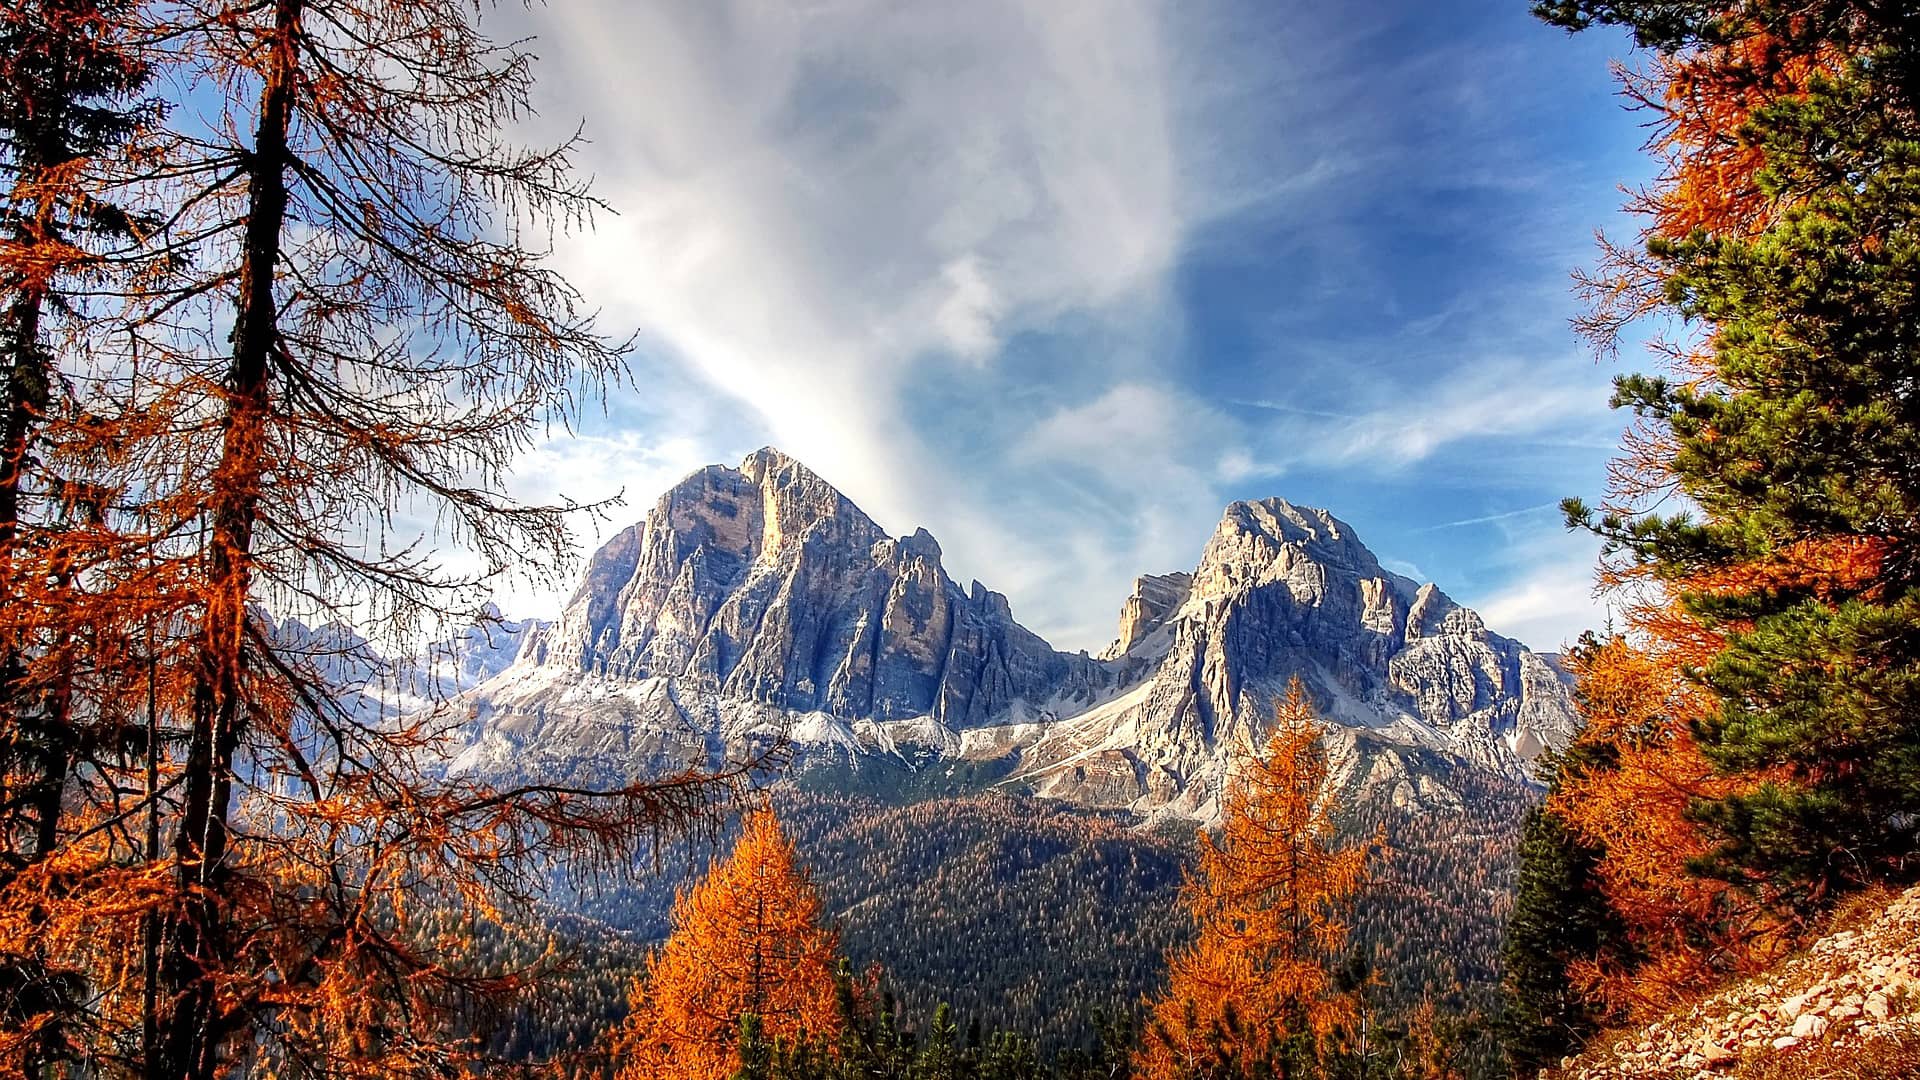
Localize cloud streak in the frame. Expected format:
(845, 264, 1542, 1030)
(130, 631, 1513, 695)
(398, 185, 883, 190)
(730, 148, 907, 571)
(473, 0, 1648, 653)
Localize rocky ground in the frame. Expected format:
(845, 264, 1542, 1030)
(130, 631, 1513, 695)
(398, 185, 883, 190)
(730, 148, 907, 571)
(1558, 886, 1920, 1079)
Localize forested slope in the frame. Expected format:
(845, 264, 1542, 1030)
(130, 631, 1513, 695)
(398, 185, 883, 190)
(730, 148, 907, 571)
(543, 775, 1532, 1064)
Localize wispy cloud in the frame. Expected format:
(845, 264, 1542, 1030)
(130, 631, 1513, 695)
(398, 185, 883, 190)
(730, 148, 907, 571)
(467, 0, 1648, 654)
(1412, 502, 1564, 533)
(493, 0, 1200, 647)
(1238, 357, 1604, 471)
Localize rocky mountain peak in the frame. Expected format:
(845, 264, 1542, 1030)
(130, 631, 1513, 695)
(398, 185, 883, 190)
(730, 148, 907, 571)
(454, 454, 1581, 819)
(1185, 499, 1414, 616)
(477, 449, 1112, 777)
(968, 495, 1581, 815)
(1203, 498, 1389, 575)
(1099, 572, 1194, 660)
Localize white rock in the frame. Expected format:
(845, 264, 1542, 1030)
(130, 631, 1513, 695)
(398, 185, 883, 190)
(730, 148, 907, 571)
(1700, 1039, 1736, 1067)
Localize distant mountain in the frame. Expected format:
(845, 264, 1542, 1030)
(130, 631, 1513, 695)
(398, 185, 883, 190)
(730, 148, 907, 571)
(964, 497, 1581, 816)
(267, 603, 540, 722)
(443, 448, 1580, 814)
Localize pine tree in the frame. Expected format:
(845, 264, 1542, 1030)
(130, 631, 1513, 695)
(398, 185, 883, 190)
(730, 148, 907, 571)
(1547, 0, 1920, 914)
(1137, 678, 1382, 1080)
(612, 808, 846, 1080)
(734, 1015, 774, 1080)
(917, 1002, 963, 1080)
(1497, 790, 1614, 1073)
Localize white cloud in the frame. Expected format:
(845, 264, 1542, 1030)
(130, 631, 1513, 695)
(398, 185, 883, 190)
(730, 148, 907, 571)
(1240, 356, 1602, 472)
(482, 0, 1191, 647)
(934, 255, 1003, 361)
(1018, 383, 1238, 486)
(515, 0, 1177, 500)
(444, 0, 1639, 660)
(1461, 529, 1614, 653)
(998, 383, 1252, 646)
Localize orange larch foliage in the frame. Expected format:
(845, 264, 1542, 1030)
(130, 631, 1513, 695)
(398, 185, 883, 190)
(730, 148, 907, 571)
(1564, 535, 1890, 1013)
(1628, 29, 1827, 242)
(1555, 8, 1863, 1016)
(1572, 21, 1826, 364)
(1137, 680, 1381, 1080)
(2, 3, 761, 1074)
(611, 807, 845, 1080)
(1550, 633, 1792, 1017)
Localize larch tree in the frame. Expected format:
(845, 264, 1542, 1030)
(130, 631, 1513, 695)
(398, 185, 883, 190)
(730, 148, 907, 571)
(0, 0, 155, 889)
(1138, 679, 1381, 1080)
(1533, 633, 1793, 1016)
(0, 2, 169, 1072)
(610, 807, 845, 1080)
(0, 0, 763, 1075)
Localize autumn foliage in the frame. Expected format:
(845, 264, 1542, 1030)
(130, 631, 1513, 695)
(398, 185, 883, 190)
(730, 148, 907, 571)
(612, 808, 846, 1080)
(1525, 0, 1920, 1053)
(1544, 636, 1791, 1016)
(1138, 680, 1380, 1079)
(0, 1, 763, 1075)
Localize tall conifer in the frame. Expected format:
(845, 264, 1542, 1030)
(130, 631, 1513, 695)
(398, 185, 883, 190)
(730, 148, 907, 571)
(1546, 0, 1920, 913)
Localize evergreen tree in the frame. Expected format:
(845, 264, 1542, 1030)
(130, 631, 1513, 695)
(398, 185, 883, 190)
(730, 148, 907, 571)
(1497, 794, 1613, 1074)
(1548, 0, 1920, 913)
(734, 1015, 773, 1080)
(918, 1003, 964, 1080)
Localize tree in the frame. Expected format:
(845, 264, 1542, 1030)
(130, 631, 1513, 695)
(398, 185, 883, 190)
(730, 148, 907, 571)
(916, 1002, 963, 1080)
(1532, 633, 1797, 1016)
(1548, 0, 1920, 916)
(1497, 777, 1615, 1073)
(0, 2, 165, 1071)
(612, 808, 846, 1080)
(1138, 679, 1381, 1080)
(0, 0, 765, 1073)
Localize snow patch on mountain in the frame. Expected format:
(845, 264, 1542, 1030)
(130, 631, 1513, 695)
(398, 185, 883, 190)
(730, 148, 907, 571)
(439, 450, 1582, 817)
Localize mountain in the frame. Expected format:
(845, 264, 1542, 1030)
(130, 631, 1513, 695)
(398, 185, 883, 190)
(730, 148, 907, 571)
(963, 498, 1581, 816)
(455, 447, 1113, 784)
(267, 603, 540, 722)
(444, 448, 1579, 814)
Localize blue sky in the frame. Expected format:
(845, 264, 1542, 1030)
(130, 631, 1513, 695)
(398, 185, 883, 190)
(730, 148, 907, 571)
(481, 0, 1653, 654)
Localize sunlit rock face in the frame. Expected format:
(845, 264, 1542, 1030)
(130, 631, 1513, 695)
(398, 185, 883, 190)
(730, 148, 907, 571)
(462, 449, 1110, 784)
(1098, 572, 1193, 661)
(451, 450, 1580, 814)
(971, 497, 1581, 816)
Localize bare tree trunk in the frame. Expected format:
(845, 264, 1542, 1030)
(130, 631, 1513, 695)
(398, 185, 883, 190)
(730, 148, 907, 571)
(0, 278, 47, 869)
(157, 2, 301, 1076)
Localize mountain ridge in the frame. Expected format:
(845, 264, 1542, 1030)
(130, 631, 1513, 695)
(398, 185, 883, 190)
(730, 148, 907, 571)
(445, 448, 1580, 815)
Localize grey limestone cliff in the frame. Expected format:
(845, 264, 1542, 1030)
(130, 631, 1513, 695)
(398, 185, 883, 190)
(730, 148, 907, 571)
(456, 450, 1112, 781)
(452, 451, 1581, 815)
(967, 498, 1581, 815)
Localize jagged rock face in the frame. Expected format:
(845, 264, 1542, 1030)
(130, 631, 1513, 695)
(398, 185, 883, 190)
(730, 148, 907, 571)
(452, 452, 1580, 817)
(969, 498, 1581, 816)
(495, 449, 1110, 758)
(1099, 572, 1193, 660)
